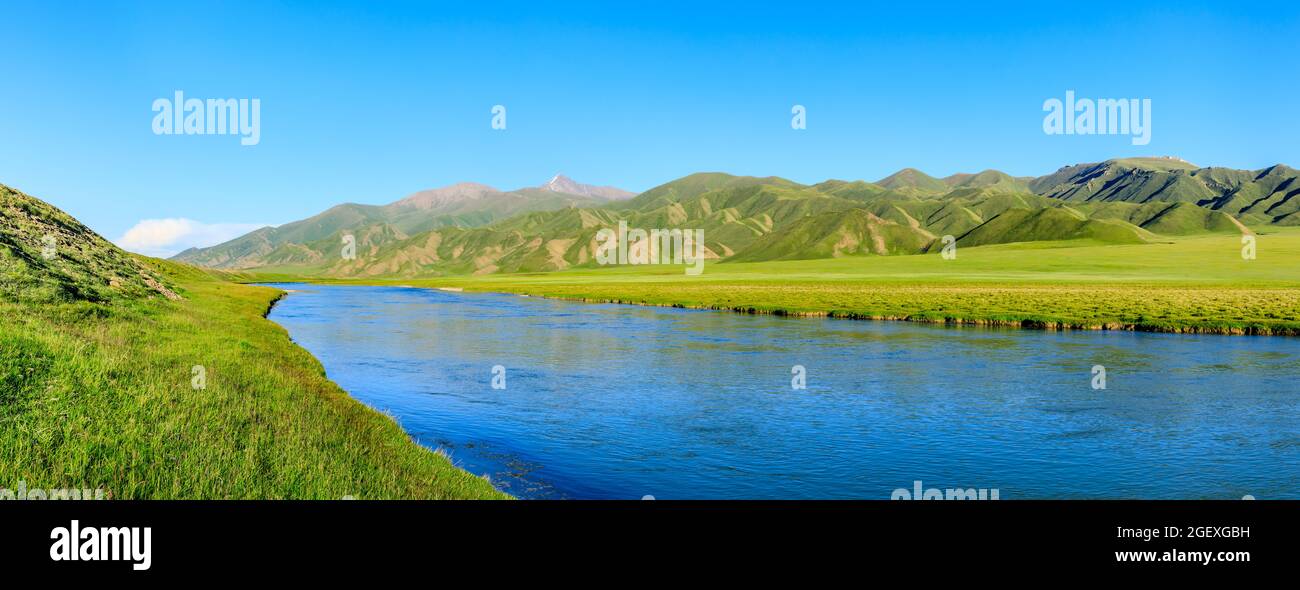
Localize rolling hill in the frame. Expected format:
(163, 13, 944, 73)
(1029, 157, 1300, 224)
(730, 209, 937, 262)
(876, 168, 949, 195)
(956, 207, 1154, 248)
(942, 170, 1032, 192)
(2, 183, 179, 303)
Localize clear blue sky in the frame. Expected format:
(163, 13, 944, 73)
(1, 1, 1296, 255)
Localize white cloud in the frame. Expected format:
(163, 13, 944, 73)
(116, 218, 271, 258)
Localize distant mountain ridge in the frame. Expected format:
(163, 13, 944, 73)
(169, 157, 1297, 276)
(1028, 158, 1300, 226)
(173, 175, 635, 268)
(388, 182, 501, 210)
(541, 174, 635, 199)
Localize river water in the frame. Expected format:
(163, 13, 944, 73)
(262, 283, 1300, 499)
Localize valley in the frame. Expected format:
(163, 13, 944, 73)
(176, 156, 1300, 336)
(4, 155, 1298, 500)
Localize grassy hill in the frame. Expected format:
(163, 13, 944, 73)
(2, 184, 179, 303)
(731, 208, 936, 262)
(942, 169, 1031, 192)
(0, 184, 507, 499)
(1030, 158, 1300, 224)
(876, 167, 949, 195)
(1075, 201, 1244, 235)
(957, 207, 1155, 247)
(616, 172, 801, 210)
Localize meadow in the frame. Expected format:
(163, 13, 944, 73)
(286, 229, 1300, 335)
(0, 258, 508, 499)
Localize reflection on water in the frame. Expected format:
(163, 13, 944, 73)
(262, 284, 1300, 499)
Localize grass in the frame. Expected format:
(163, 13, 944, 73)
(273, 229, 1300, 335)
(0, 257, 509, 499)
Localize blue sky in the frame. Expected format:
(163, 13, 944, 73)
(1, 1, 1296, 255)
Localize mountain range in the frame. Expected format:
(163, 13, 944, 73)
(167, 157, 1295, 276)
(171, 175, 633, 268)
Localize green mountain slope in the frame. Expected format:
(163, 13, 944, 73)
(943, 170, 1031, 192)
(875, 168, 949, 195)
(1075, 201, 1242, 234)
(1030, 158, 1213, 204)
(1030, 158, 1300, 225)
(957, 207, 1154, 247)
(167, 158, 1294, 278)
(810, 179, 890, 202)
(617, 172, 802, 210)
(730, 209, 936, 262)
(1199, 164, 1300, 222)
(1, 183, 179, 303)
(173, 176, 632, 269)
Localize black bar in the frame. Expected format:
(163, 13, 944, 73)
(2, 500, 1287, 579)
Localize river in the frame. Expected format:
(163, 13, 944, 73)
(262, 283, 1300, 499)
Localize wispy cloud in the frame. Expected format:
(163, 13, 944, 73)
(116, 218, 270, 258)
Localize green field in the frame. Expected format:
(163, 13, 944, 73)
(0, 258, 508, 499)
(277, 229, 1300, 335)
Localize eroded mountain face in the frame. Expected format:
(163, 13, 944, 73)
(168, 159, 1297, 277)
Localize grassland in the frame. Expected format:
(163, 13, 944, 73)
(0, 257, 509, 499)
(278, 229, 1300, 335)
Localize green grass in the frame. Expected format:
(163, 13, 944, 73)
(0, 257, 509, 499)
(280, 229, 1300, 335)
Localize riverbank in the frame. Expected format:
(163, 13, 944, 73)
(421, 288, 1300, 336)
(260, 232, 1300, 336)
(250, 282, 1300, 499)
(0, 258, 509, 499)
